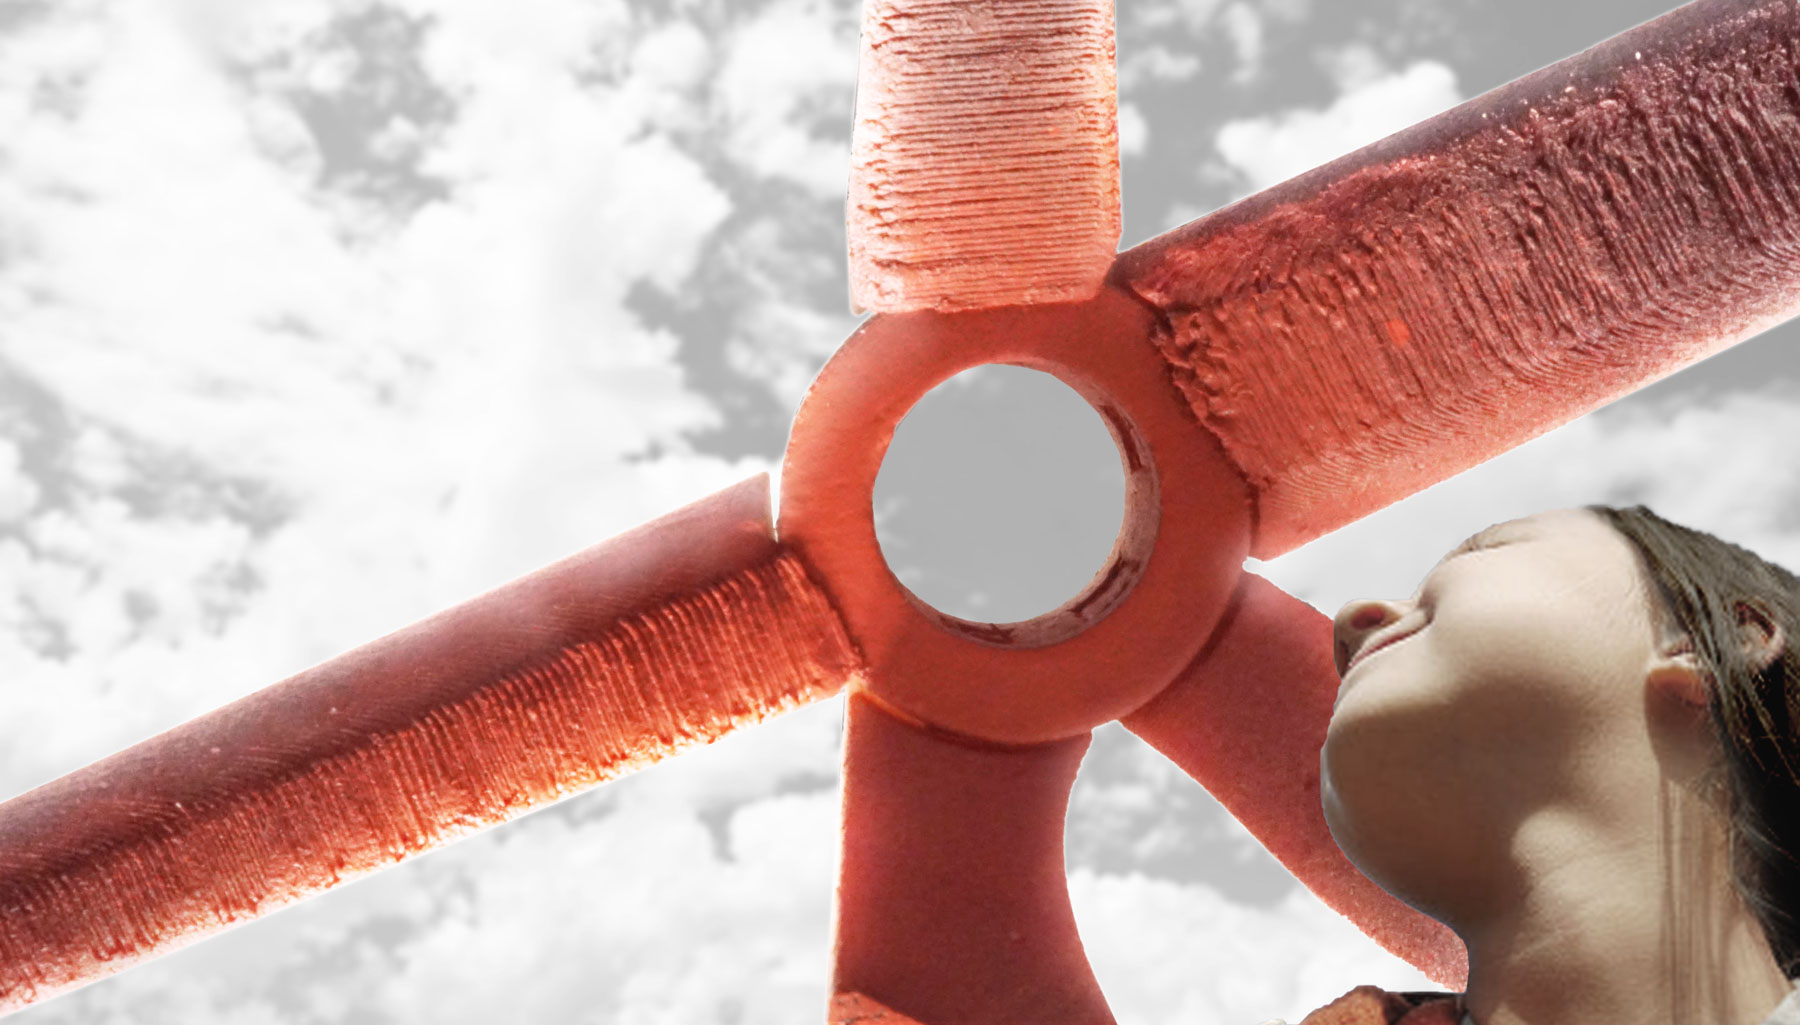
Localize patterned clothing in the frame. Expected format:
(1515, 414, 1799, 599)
(1257, 978, 1800, 1025)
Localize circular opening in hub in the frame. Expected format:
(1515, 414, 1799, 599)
(872, 364, 1129, 625)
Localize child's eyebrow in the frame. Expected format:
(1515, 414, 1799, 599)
(1445, 523, 1515, 560)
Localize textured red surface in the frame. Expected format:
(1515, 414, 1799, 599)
(1112, 0, 1800, 559)
(0, 474, 862, 1013)
(782, 284, 1467, 1017)
(830, 689, 1113, 1025)
(779, 283, 1252, 745)
(847, 0, 1120, 313)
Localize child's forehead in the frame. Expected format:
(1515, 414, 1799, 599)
(1448, 515, 1533, 552)
(1436, 510, 1613, 568)
(1483, 508, 1600, 540)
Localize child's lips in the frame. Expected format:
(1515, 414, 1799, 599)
(1344, 625, 1422, 677)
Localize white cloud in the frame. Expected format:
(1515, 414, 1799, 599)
(0, 0, 841, 1012)
(1215, 59, 1461, 193)
(358, 789, 840, 1025)
(630, 20, 712, 92)
(1071, 869, 1435, 1025)
(1119, 45, 1203, 91)
(0, 438, 39, 523)
(1319, 41, 1391, 92)
(1119, 101, 1150, 157)
(395, 0, 627, 83)
(0, 0, 745, 785)
(712, 0, 858, 200)
(1175, 0, 1224, 34)
(1221, 3, 1264, 84)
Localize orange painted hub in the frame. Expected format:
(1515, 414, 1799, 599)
(777, 283, 1252, 744)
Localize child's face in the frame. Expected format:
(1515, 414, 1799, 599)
(1328, 507, 1657, 713)
(1315, 508, 1669, 909)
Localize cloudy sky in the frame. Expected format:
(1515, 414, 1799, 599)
(2, 0, 1798, 1022)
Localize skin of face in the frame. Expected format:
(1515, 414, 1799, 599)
(1317, 511, 1648, 904)
(1321, 508, 1677, 917)
(1319, 507, 1792, 1025)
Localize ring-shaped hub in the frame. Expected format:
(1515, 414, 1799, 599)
(777, 283, 1251, 744)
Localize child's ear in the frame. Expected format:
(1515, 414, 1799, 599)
(1735, 598, 1785, 675)
(1646, 634, 1709, 710)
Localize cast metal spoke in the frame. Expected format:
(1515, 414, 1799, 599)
(5, 1, 1800, 1022)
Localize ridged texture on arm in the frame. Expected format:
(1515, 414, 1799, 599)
(1111, 0, 1800, 559)
(847, 0, 1121, 314)
(0, 474, 862, 1014)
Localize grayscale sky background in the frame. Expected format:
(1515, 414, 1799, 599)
(1, 0, 1796, 1023)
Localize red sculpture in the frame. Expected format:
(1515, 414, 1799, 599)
(5, 0, 1800, 1021)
